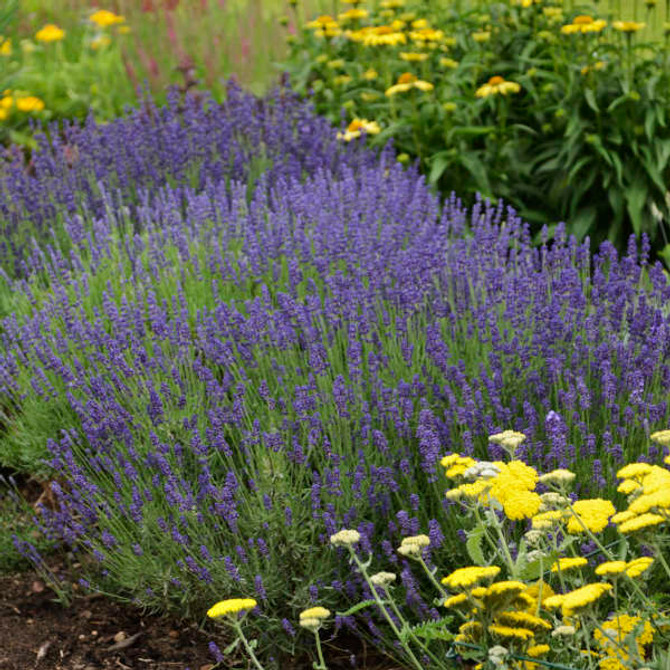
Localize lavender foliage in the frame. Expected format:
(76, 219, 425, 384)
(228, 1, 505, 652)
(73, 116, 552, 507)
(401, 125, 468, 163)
(1, 87, 670, 659)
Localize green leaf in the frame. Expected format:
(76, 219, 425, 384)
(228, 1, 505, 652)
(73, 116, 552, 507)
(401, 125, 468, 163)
(429, 152, 453, 184)
(466, 526, 486, 565)
(584, 87, 599, 113)
(625, 177, 648, 237)
(458, 152, 492, 195)
(448, 125, 496, 139)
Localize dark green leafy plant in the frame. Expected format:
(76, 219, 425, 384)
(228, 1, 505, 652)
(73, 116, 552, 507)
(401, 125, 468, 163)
(281, 0, 670, 261)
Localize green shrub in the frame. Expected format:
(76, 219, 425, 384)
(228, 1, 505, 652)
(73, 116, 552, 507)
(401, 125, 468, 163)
(282, 0, 670, 262)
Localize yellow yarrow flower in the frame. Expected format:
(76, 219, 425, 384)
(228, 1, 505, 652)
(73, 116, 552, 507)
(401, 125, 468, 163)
(476, 76, 521, 98)
(89, 9, 125, 28)
(618, 512, 666, 534)
(527, 644, 551, 657)
(0, 37, 11, 56)
(330, 529, 361, 546)
(624, 556, 654, 577)
(595, 561, 628, 577)
(442, 565, 501, 589)
(362, 68, 378, 80)
(207, 598, 257, 618)
(617, 479, 640, 494)
(488, 623, 535, 640)
(612, 20, 646, 32)
(444, 592, 470, 608)
(560, 583, 612, 616)
(551, 557, 588, 572)
(566, 499, 615, 533)
(594, 614, 654, 657)
(650, 430, 670, 447)
(16, 96, 45, 112)
(489, 430, 527, 450)
(35, 24, 65, 43)
(617, 463, 653, 480)
(299, 605, 330, 630)
(440, 57, 459, 68)
(628, 489, 670, 514)
(538, 469, 576, 486)
(496, 610, 552, 631)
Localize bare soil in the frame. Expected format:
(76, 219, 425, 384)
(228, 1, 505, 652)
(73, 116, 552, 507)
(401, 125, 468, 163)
(0, 567, 397, 670)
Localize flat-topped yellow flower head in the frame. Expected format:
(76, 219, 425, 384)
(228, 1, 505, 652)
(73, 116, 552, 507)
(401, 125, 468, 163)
(207, 598, 257, 619)
(90, 9, 125, 28)
(35, 24, 65, 43)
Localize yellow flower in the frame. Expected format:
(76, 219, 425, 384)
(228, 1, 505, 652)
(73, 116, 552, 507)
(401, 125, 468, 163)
(488, 624, 535, 640)
(560, 15, 607, 34)
(118, 26, 131, 34)
(442, 566, 501, 589)
(612, 20, 646, 32)
(0, 95, 13, 110)
(444, 593, 470, 608)
(617, 463, 653, 480)
(327, 59, 345, 69)
(551, 557, 588, 572)
(624, 556, 654, 577)
(611, 510, 636, 524)
(362, 68, 378, 80)
(207, 598, 257, 618)
(543, 6, 564, 18)
(500, 489, 542, 520)
(385, 73, 433, 96)
(650, 430, 670, 447)
(330, 529, 361, 546)
(629, 489, 670, 514)
(594, 614, 654, 658)
(338, 8, 369, 21)
(496, 611, 552, 632)
(306, 14, 336, 28)
(475, 76, 521, 98)
(35, 24, 66, 43)
(594, 561, 628, 577)
(566, 499, 615, 534)
(336, 118, 381, 142)
(16, 96, 45, 112)
(0, 108, 8, 121)
(617, 479, 639, 494)
(89, 9, 125, 28)
(618, 512, 666, 534)
(472, 30, 491, 42)
(538, 469, 576, 486)
(0, 37, 11, 56)
(299, 606, 330, 628)
(400, 51, 429, 61)
(560, 583, 612, 616)
(527, 644, 550, 657)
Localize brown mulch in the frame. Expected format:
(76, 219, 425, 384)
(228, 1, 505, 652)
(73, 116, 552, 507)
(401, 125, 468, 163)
(0, 568, 398, 670)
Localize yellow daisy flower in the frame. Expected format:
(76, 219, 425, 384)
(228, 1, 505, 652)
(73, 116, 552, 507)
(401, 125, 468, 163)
(35, 24, 65, 43)
(475, 76, 521, 98)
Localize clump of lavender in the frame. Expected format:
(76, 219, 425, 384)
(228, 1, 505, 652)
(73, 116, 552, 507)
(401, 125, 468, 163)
(0, 79, 379, 279)
(1, 89, 670, 664)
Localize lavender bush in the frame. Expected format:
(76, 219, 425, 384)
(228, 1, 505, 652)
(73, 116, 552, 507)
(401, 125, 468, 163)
(2, 87, 670, 664)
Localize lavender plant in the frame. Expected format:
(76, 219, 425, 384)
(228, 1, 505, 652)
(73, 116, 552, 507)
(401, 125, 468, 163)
(2, 88, 670, 664)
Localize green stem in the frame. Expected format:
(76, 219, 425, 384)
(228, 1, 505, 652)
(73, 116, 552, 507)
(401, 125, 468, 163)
(314, 630, 328, 670)
(232, 620, 266, 670)
(348, 549, 425, 670)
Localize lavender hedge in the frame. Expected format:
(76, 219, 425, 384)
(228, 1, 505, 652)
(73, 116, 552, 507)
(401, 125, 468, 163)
(1, 87, 670, 662)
